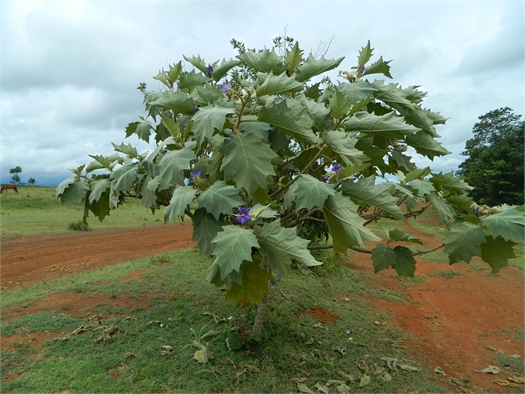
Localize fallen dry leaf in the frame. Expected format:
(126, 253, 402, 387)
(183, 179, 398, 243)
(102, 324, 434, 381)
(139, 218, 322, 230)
(336, 383, 351, 394)
(359, 374, 371, 387)
(474, 365, 501, 374)
(297, 382, 315, 394)
(315, 382, 329, 394)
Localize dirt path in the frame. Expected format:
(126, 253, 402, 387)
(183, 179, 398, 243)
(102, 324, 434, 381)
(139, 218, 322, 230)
(1, 223, 195, 290)
(1, 220, 523, 392)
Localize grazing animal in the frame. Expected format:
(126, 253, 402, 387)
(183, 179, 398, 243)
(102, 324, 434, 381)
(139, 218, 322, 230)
(1, 184, 18, 194)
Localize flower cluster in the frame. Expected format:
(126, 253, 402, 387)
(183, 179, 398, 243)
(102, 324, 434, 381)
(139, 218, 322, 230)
(323, 164, 343, 182)
(235, 206, 251, 225)
(190, 171, 202, 179)
(221, 82, 231, 94)
(206, 64, 213, 74)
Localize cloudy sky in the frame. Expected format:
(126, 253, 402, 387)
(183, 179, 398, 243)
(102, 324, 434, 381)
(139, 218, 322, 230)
(1, 0, 523, 186)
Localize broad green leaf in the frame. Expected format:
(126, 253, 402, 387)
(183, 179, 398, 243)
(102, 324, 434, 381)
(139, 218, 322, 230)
(427, 191, 455, 225)
(390, 149, 414, 172)
(220, 133, 278, 195)
(149, 90, 196, 115)
(407, 179, 435, 196)
(363, 56, 392, 79)
(57, 180, 89, 204)
(404, 167, 431, 183)
(89, 179, 111, 203)
(405, 131, 451, 159)
(194, 84, 223, 105)
(164, 186, 197, 223)
(225, 259, 273, 307)
(323, 193, 381, 252)
(256, 72, 303, 97)
(446, 194, 475, 213)
(237, 48, 287, 74)
(342, 177, 404, 219)
(111, 163, 138, 192)
(250, 203, 278, 222)
(338, 162, 371, 178)
(136, 174, 157, 210)
(192, 208, 227, 256)
(430, 172, 473, 194)
(85, 159, 106, 173)
(167, 61, 182, 85)
(196, 181, 244, 220)
(259, 99, 321, 144)
(157, 142, 197, 189)
(178, 70, 209, 90)
(159, 114, 179, 138)
(135, 119, 153, 143)
(239, 121, 271, 140)
(210, 225, 260, 281)
(285, 41, 303, 71)
(295, 174, 335, 212)
(344, 112, 421, 139)
(211, 58, 241, 81)
(371, 80, 415, 110)
(323, 131, 370, 166)
(403, 107, 442, 138)
(480, 235, 517, 273)
(391, 246, 416, 277)
(153, 68, 170, 88)
(371, 243, 396, 273)
(482, 207, 524, 242)
(295, 54, 344, 82)
(254, 220, 321, 276)
(338, 81, 376, 106)
(329, 88, 350, 118)
(388, 229, 423, 245)
(348, 95, 375, 116)
(192, 106, 235, 148)
(303, 96, 331, 132)
(89, 189, 111, 222)
(443, 222, 486, 264)
(88, 154, 112, 170)
(354, 137, 389, 173)
(112, 142, 138, 159)
(183, 54, 208, 74)
(357, 40, 373, 68)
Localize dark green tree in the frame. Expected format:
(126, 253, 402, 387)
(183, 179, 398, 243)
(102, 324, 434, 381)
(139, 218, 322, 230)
(458, 107, 524, 206)
(9, 166, 22, 185)
(28, 177, 36, 186)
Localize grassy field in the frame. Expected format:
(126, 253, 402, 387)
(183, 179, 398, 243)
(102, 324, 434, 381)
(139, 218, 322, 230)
(0, 186, 167, 240)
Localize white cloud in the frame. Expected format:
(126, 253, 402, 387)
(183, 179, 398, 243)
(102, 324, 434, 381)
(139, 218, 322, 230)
(1, 0, 523, 185)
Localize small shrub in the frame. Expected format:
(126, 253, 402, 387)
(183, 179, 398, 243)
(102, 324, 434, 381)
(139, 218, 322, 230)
(67, 220, 90, 231)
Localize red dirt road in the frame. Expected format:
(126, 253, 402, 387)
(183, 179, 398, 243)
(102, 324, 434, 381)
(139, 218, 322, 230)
(1, 220, 524, 392)
(1, 223, 195, 290)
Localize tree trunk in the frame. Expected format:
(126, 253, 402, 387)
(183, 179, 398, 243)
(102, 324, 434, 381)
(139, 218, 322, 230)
(251, 255, 283, 336)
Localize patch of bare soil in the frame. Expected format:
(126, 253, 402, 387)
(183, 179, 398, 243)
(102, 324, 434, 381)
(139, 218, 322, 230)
(348, 216, 524, 392)
(1, 219, 523, 392)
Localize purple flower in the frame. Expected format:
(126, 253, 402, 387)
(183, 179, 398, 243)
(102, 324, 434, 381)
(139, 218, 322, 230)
(190, 171, 202, 179)
(322, 174, 329, 181)
(221, 82, 231, 94)
(162, 149, 168, 155)
(195, 105, 200, 112)
(331, 165, 342, 173)
(235, 206, 251, 225)
(361, 66, 366, 72)
(206, 64, 213, 74)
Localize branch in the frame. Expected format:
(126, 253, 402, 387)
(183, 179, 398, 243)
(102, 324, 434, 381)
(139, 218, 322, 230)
(413, 243, 445, 256)
(307, 245, 333, 250)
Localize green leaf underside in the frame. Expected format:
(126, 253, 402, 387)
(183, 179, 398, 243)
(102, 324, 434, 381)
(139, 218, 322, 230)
(89, 179, 111, 203)
(111, 163, 138, 192)
(344, 112, 421, 139)
(295, 54, 344, 82)
(427, 191, 455, 225)
(254, 220, 321, 276)
(210, 225, 259, 282)
(256, 72, 303, 96)
(164, 186, 197, 223)
(220, 133, 278, 195)
(342, 177, 404, 219)
(237, 48, 287, 75)
(323, 193, 381, 252)
(482, 208, 525, 242)
(196, 181, 244, 220)
(225, 259, 273, 307)
(192, 106, 235, 148)
(157, 142, 197, 189)
(371, 244, 416, 277)
(258, 100, 321, 144)
(294, 174, 335, 212)
(443, 222, 486, 264)
(57, 179, 89, 204)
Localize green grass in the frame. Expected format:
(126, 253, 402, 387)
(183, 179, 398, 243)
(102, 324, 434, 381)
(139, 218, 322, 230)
(0, 186, 168, 240)
(1, 250, 448, 393)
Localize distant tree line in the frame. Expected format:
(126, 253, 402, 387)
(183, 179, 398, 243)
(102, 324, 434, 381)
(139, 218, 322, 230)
(6, 166, 36, 186)
(458, 107, 524, 206)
